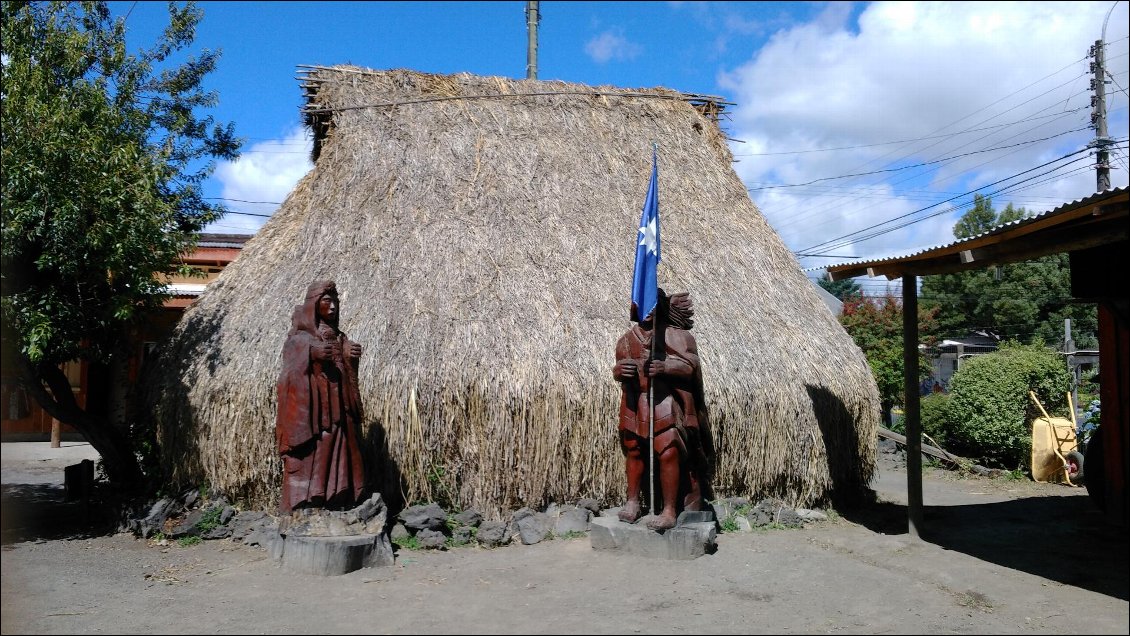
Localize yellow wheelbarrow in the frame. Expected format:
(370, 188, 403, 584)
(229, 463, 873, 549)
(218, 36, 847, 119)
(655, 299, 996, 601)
(1029, 391, 1084, 486)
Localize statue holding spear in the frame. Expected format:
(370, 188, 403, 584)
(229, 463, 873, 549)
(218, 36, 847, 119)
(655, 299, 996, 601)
(612, 145, 712, 531)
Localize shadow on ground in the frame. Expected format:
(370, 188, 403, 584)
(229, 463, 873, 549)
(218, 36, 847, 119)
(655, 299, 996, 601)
(1, 483, 120, 545)
(840, 492, 1129, 601)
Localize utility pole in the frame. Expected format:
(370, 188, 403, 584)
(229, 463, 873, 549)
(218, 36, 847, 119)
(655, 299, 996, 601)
(1089, 38, 1112, 192)
(1065, 318, 1080, 419)
(525, 1, 540, 80)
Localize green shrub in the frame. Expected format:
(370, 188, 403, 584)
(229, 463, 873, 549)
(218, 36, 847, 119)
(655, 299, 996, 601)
(886, 396, 948, 446)
(945, 342, 1071, 467)
(888, 413, 905, 436)
(919, 392, 952, 447)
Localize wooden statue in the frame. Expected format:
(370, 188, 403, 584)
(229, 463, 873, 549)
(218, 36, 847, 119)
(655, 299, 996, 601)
(613, 290, 713, 530)
(276, 280, 366, 513)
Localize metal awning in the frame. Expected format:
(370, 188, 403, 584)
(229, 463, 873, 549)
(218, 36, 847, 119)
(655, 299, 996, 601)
(825, 187, 1128, 281)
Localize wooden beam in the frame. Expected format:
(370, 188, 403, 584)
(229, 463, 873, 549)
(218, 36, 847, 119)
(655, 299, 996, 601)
(903, 274, 923, 539)
(877, 427, 962, 464)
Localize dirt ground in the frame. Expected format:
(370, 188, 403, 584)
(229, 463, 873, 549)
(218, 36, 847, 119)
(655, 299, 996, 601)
(1, 441, 1127, 635)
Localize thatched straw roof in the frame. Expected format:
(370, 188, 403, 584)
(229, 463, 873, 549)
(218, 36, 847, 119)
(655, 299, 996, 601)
(142, 66, 880, 517)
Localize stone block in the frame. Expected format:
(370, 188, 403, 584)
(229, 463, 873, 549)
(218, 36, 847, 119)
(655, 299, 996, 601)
(676, 510, 715, 525)
(554, 507, 592, 535)
(398, 503, 447, 532)
(589, 517, 716, 560)
(517, 513, 551, 545)
(476, 521, 509, 547)
(576, 498, 601, 515)
(278, 534, 394, 576)
(453, 509, 483, 528)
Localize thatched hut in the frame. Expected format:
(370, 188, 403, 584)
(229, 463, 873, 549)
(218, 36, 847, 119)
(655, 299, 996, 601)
(142, 66, 880, 516)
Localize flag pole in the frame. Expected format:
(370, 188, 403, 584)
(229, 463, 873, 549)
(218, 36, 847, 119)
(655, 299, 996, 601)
(648, 141, 658, 519)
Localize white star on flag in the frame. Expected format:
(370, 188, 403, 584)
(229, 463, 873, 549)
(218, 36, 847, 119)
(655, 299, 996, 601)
(638, 218, 658, 254)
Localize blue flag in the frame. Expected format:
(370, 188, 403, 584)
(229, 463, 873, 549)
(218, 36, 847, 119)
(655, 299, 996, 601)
(631, 150, 660, 323)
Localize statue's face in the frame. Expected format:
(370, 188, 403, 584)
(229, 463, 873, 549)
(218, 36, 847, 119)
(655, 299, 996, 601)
(316, 294, 338, 323)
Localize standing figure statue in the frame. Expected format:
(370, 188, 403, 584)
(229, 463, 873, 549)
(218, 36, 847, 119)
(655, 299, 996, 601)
(276, 280, 367, 514)
(613, 289, 713, 531)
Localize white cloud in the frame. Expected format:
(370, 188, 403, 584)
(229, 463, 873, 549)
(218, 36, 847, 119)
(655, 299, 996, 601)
(584, 30, 643, 64)
(718, 1, 1130, 276)
(209, 126, 313, 234)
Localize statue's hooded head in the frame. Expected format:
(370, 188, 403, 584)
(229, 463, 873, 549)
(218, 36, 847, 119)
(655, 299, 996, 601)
(289, 280, 339, 335)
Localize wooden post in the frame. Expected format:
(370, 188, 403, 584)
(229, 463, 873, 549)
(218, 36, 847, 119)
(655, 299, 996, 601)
(903, 274, 923, 538)
(50, 419, 61, 448)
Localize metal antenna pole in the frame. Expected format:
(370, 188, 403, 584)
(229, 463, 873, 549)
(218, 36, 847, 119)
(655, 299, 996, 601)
(525, 1, 540, 80)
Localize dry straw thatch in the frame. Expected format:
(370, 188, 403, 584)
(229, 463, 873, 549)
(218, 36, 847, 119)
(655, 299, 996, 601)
(141, 66, 880, 517)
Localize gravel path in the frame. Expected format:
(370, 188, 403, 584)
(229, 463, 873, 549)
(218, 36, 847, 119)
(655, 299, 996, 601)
(2, 442, 1126, 634)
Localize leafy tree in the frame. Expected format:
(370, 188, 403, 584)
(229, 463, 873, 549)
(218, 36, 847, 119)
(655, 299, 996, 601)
(818, 274, 862, 301)
(839, 293, 938, 426)
(952, 193, 999, 240)
(920, 195, 1096, 348)
(1, 1, 239, 489)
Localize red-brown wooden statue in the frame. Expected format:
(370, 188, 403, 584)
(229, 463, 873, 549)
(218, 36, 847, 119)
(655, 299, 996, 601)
(276, 280, 366, 514)
(613, 290, 713, 530)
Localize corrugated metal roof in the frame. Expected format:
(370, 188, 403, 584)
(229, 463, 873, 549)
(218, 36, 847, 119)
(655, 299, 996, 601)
(196, 233, 252, 249)
(806, 186, 1128, 274)
(166, 283, 206, 297)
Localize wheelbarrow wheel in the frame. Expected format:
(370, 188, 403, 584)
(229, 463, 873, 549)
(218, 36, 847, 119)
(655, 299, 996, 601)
(1064, 450, 1084, 483)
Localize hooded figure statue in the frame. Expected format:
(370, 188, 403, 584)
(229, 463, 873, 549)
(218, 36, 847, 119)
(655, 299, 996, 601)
(276, 280, 366, 513)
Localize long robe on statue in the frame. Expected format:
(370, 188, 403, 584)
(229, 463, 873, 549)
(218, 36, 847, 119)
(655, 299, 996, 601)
(275, 280, 366, 513)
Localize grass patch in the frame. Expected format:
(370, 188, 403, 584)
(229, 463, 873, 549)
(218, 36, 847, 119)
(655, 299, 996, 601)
(177, 535, 202, 547)
(392, 535, 421, 550)
(753, 522, 789, 532)
(720, 516, 741, 533)
(196, 507, 223, 534)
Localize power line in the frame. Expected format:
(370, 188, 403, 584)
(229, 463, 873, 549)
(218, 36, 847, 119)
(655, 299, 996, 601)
(205, 197, 282, 205)
(1107, 70, 1130, 99)
(803, 151, 1120, 258)
(774, 43, 1127, 232)
(768, 95, 1093, 233)
(749, 126, 1089, 191)
(795, 146, 1100, 255)
(734, 108, 1089, 157)
(813, 152, 1114, 254)
(786, 119, 1093, 248)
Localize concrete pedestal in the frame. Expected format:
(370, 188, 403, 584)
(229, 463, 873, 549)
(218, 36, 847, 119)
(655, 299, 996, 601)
(590, 514, 716, 560)
(276, 533, 394, 576)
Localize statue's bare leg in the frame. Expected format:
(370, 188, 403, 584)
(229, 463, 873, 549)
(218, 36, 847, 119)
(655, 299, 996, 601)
(646, 445, 680, 531)
(619, 434, 644, 523)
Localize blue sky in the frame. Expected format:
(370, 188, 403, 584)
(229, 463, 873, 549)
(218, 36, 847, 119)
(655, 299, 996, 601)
(109, 1, 1129, 290)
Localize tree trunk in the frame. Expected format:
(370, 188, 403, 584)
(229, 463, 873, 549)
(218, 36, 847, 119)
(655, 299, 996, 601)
(18, 356, 143, 491)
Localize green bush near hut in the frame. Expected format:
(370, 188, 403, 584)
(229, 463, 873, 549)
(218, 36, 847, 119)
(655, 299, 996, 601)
(919, 392, 953, 448)
(944, 342, 1071, 468)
